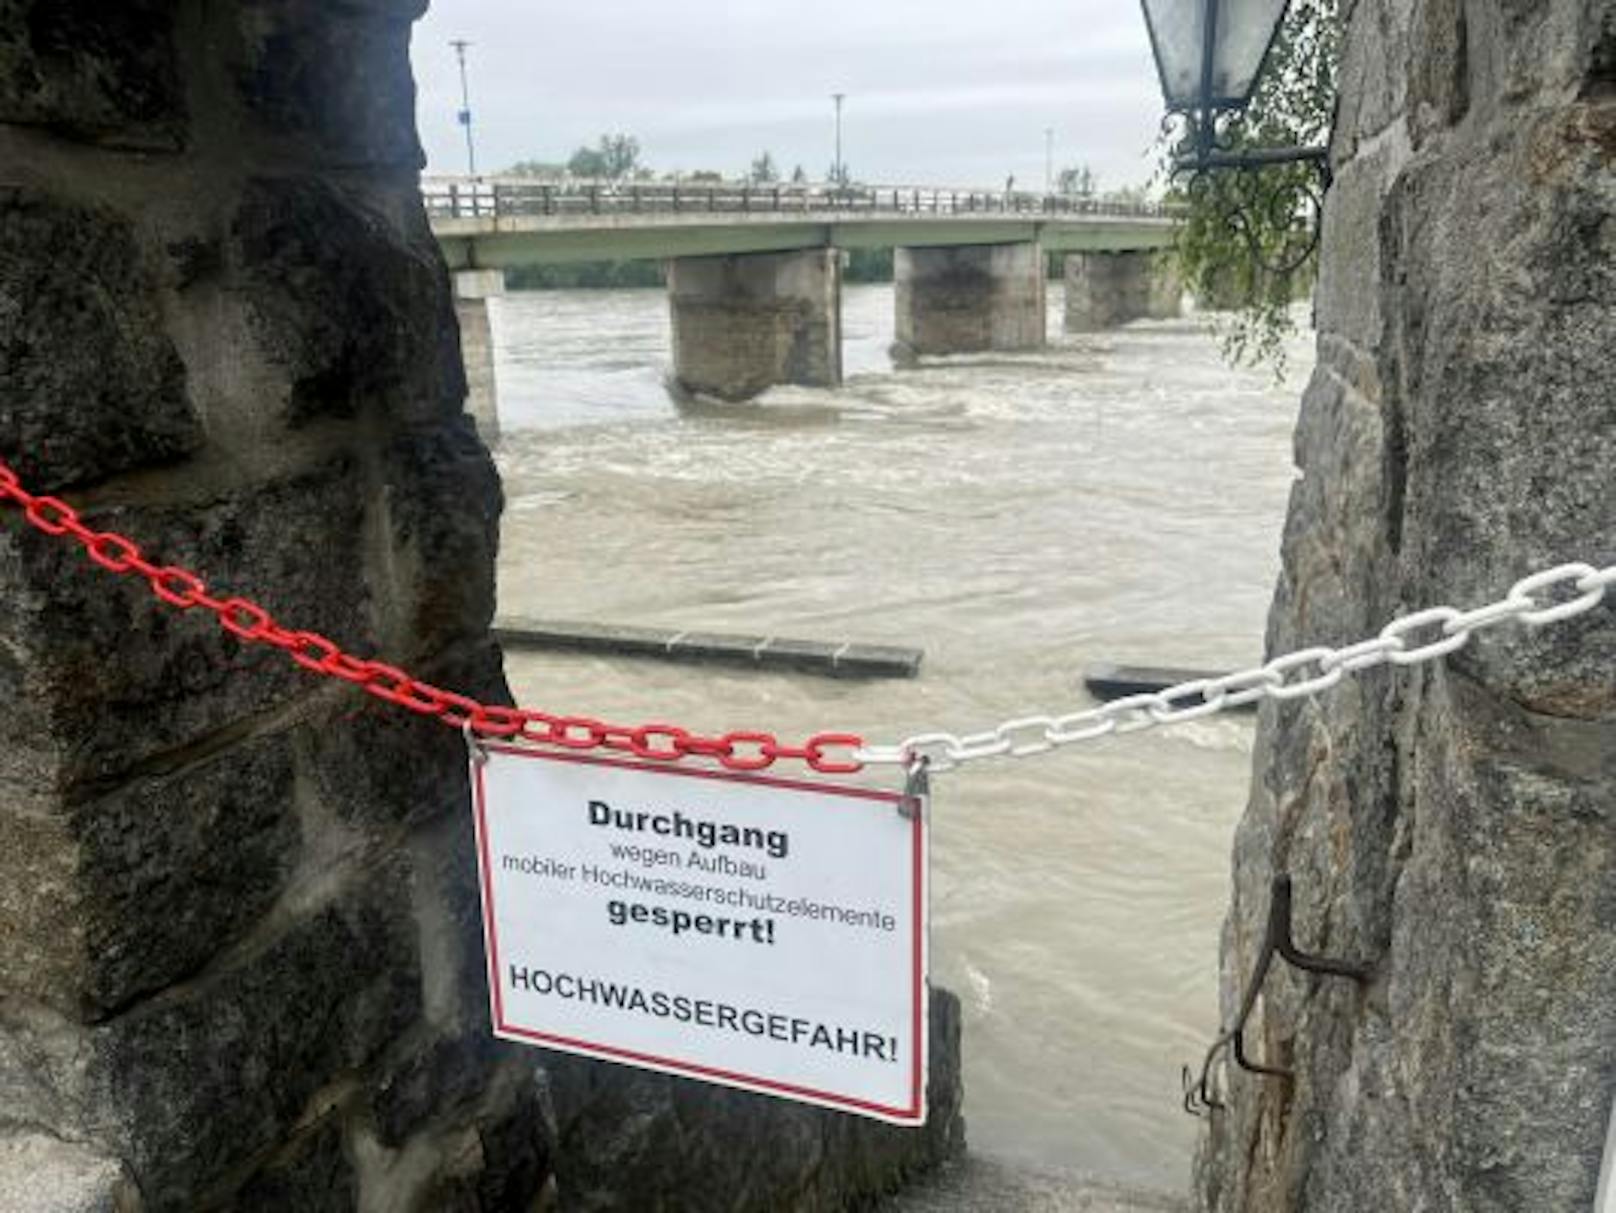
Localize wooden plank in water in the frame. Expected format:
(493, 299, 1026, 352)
(493, 617, 922, 680)
(1083, 663, 1254, 709)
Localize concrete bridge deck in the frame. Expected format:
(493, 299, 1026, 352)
(425, 177, 1177, 266)
(425, 177, 1184, 434)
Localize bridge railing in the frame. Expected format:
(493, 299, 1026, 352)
(421, 177, 1176, 223)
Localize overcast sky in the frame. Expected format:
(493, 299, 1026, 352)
(410, 1, 1169, 192)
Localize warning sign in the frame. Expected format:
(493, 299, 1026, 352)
(469, 745, 929, 1124)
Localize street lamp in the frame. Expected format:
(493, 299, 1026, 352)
(1138, 0, 1327, 178)
(831, 93, 845, 187)
(451, 39, 478, 177)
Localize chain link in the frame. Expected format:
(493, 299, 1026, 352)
(0, 460, 864, 774)
(0, 458, 1608, 778)
(855, 560, 1614, 772)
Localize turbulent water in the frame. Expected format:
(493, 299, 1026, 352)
(491, 282, 1312, 1191)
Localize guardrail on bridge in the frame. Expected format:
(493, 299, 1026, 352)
(422, 177, 1177, 223)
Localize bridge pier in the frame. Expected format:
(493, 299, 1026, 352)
(893, 242, 1045, 357)
(667, 248, 842, 401)
(454, 268, 504, 442)
(1063, 250, 1180, 331)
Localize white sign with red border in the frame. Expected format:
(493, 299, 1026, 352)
(469, 745, 929, 1125)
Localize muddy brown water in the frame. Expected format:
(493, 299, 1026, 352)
(491, 282, 1312, 1189)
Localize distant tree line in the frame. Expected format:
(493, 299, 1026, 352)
(504, 133, 816, 187)
(504, 261, 665, 290)
(495, 137, 1148, 291)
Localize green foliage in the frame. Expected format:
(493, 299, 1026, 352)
(506, 159, 566, 180)
(1103, 183, 1149, 206)
(506, 260, 665, 290)
(567, 133, 642, 179)
(1168, 0, 1339, 376)
(1057, 164, 1096, 196)
(791, 165, 808, 184)
(749, 151, 779, 183)
(842, 247, 892, 283)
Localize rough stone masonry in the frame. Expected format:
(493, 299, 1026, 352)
(0, 2, 959, 1209)
(1195, 1, 1616, 1210)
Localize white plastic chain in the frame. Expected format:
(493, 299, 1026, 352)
(854, 561, 1616, 772)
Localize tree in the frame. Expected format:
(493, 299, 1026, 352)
(1165, 0, 1339, 375)
(826, 162, 851, 187)
(1057, 164, 1097, 196)
(506, 159, 566, 180)
(1103, 183, 1148, 206)
(791, 165, 807, 184)
(749, 151, 779, 184)
(566, 145, 609, 178)
(567, 133, 642, 180)
(599, 133, 641, 179)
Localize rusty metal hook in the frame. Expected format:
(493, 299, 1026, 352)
(1182, 874, 1371, 1116)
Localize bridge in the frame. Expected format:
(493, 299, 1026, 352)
(424, 178, 1183, 436)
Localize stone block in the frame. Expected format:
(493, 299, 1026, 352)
(0, 734, 298, 1019)
(0, 186, 200, 492)
(0, 858, 423, 1212)
(0, 1131, 140, 1213)
(232, 178, 462, 428)
(371, 1031, 507, 1149)
(1384, 124, 1616, 716)
(380, 420, 502, 658)
(1329, 0, 1411, 158)
(0, 457, 375, 794)
(1407, 0, 1470, 146)
(409, 792, 505, 1034)
(298, 642, 506, 835)
(224, 1118, 354, 1213)
(1311, 142, 1398, 352)
(406, 1068, 551, 1212)
(539, 985, 964, 1210)
(0, 0, 184, 148)
(231, 0, 423, 169)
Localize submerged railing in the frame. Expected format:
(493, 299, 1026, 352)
(421, 176, 1178, 222)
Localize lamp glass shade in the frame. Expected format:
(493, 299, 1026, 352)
(1140, 0, 1206, 110)
(1141, 0, 1293, 111)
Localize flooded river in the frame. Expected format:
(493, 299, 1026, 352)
(490, 282, 1311, 1190)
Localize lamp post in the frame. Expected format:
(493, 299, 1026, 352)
(1138, 0, 1327, 179)
(451, 39, 478, 177)
(1044, 127, 1053, 194)
(831, 92, 845, 186)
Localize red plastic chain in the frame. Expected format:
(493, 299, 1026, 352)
(0, 459, 865, 774)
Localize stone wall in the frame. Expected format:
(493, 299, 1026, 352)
(0, 5, 963, 1208)
(0, 0, 530, 1208)
(1195, 1, 1616, 1210)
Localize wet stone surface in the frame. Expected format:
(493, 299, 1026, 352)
(0, 186, 199, 492)
(0, 0, 185, 146)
